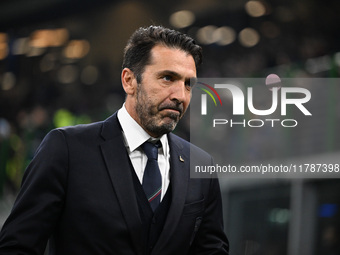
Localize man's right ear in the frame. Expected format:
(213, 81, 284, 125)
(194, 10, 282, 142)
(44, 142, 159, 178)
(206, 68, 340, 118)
(121, 68, 137, 96)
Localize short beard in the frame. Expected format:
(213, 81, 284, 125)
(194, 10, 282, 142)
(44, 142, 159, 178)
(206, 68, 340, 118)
(135, 84, 181, 137)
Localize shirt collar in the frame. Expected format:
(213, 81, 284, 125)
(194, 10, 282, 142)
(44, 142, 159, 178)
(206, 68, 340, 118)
(117, 104, 169, 155)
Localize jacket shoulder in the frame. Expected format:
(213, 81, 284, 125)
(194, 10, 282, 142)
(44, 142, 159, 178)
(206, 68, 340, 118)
(51, 112, 118, 140)
(57, 121, 104, 136)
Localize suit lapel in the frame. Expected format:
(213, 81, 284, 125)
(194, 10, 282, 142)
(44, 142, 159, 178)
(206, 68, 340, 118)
(99, 113, 143, 255)
(153, 133, 189, 252)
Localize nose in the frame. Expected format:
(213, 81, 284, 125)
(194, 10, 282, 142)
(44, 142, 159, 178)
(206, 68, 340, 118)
(169, 81, 188, 103)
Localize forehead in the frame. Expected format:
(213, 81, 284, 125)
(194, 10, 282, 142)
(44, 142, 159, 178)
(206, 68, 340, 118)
(147, 45, 197, 77)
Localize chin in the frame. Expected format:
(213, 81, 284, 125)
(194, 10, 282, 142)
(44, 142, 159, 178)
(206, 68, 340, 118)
(152, 121, 177, 136)
(161, 117, 178, 127)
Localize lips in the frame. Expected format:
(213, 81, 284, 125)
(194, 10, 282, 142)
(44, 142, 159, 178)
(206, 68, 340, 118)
(159, 104, 183, 116)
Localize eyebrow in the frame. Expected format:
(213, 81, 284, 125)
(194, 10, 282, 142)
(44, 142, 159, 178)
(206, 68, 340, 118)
(156, 70, 197, 82)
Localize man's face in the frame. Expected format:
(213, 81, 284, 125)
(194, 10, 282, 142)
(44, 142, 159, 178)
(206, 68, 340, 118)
(124, 45, 197, 137)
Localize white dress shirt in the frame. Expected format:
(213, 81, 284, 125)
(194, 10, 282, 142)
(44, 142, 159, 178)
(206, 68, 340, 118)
(117, 104, 170, 200)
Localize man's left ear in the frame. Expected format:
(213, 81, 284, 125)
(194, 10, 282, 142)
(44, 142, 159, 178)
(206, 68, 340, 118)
(121, 68, 137, 96)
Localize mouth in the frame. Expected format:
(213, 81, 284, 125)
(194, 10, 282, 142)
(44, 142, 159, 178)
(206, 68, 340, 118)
(158, 103, 184, 119)
(158, 106, 183, 121)
(160, 106, 183, 117)
(162, 108, 181, 114)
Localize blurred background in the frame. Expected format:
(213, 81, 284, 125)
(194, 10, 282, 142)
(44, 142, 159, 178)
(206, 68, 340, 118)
(0, 0, 340, 254)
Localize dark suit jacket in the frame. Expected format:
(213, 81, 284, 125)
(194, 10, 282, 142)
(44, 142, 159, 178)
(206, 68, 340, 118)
(0, 113, 229, 254)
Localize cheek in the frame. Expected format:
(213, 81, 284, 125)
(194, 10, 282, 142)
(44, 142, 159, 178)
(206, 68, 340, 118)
(153, 91, 169, 104)
(145, 92, 164, 112)
(139, 86, 158, 105)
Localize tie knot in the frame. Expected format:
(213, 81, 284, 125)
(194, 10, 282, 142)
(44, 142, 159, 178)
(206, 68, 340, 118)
(142, 141, 161, 160)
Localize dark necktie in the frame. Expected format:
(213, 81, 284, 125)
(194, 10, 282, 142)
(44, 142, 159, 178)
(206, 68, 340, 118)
(141, 141, 162, 212)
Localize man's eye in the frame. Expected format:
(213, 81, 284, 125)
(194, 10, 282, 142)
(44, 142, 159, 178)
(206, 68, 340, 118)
(185, 80, 194, 88)
(163, 75, 172, 81)
(185, 82, 193, 91)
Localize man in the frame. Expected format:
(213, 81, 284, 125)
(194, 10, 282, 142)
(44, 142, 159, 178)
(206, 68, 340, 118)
(0, 25, 229, 254)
